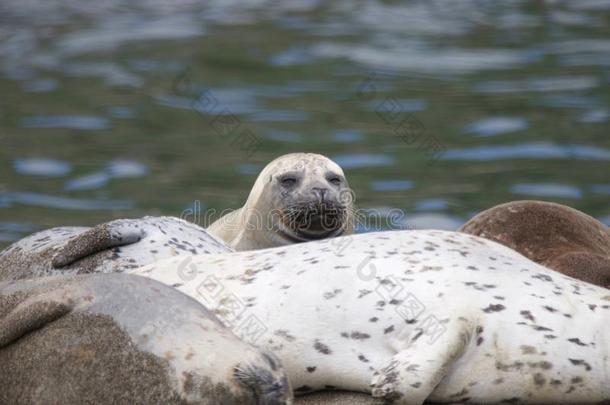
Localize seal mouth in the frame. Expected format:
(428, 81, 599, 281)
(280, 201, 348, 241)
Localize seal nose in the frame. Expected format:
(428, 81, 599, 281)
(312, 187, 327, 202)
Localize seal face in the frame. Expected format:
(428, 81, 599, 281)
(0, 216, 231, 282)
(208, 153, 354, 251)
(133, 230, 610, 404)
(459, 200, 610, 289)
(0, 273, 293, 405)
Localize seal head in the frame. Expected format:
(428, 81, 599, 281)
(208, 153, 354, 250)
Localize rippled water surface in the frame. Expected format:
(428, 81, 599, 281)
(1, 0, 609, 246)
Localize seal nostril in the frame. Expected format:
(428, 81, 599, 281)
(312, 187, 327, 201)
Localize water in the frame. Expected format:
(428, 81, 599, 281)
(0, 0, 609, 248)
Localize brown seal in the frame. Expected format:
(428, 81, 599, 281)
(459, 200, 610, 288)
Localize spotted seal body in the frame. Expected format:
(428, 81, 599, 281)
(0, 216, 231, 282)
(133, 230, 610, 404)
(208, 153, 354, 251)
(0, 273, 292, 404)
(460, 200, 610, 288)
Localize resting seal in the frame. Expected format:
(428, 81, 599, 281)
(133, 230, 610, 404)
(459, 200, 610, 288)
(0, 273, 292, 404)
(0, 216, 231, 282)
(208, 153, 354, 251)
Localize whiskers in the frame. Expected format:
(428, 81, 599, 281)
(281, 201, 349, 238)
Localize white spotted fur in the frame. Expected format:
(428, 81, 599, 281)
(131, 230, 610, 404)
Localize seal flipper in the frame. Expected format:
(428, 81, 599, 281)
(52, 219, 144, 268)
(0, 297, 71, 348)
(371, 317, 475, 405)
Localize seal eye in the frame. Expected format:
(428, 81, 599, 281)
(280, 177, 297, 187)
(328, 177, 341, 186)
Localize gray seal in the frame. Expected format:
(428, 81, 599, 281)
(208, 153, 354, 251)
(0, 216, 231, 282)
(0, 273, 292, 405)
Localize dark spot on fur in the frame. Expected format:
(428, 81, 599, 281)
(313, 340, 331, 355)
(482, 304, 505, 313)
(544, 334, 557, 339)
(520, 345, 536, 355)
(411, 330, 424, 342)
(568, 358, 592, 371)
(532, 325, 553, 332)
(350, 331, 370, 340)
(568, 338, 587, 347)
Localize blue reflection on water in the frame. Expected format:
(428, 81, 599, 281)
(415, 198, 449, 211)
(332, 153, 395, 169)
(270, 47, 315, 66)
(21, 115, 110, 130)
(23, 79, 58, 93)
(368, 99, 427, 113)
(64, 172, 112, 191)
(64, 160, 149, 191)
(107, 106, 135, 119)
(236, 163, 262, 175)
(463, 117, 528, 137)
(332, 130, 364, 143)
(250, 110, 310, 122)
(370, 180, 414, 191)
(14, 158, 72, 177)
(405, 213, 464, 231)
(510, 183, 583, 199)
(578, 109, 609, 123)
(106, 160, 149, 178)
(443, 143, 610, 161)
(591, 184, 610, 195)
(263, 130, 303, 143)
(0, 222, 39, 242)
(0, 192, 133, 210)
(472, 76, 599, 93)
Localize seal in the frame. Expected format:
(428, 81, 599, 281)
(0, 216, 231, 282)
(133, 230, 610, 404)
(207, 153, 354, 251)
(0, 273, 292, 405)
(459, 200, 610, 288)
